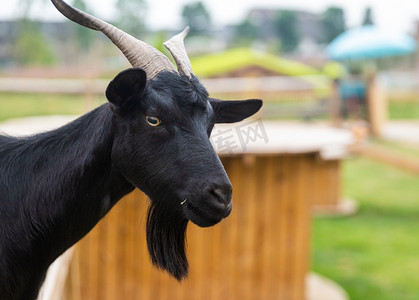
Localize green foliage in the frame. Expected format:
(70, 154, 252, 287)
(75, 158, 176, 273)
(17, 0, 47, 18)
(362, 7, 374, 26)
(234, 18, 259, 46)
(13, 20, 56, 66)
(181, 1, 211, 35)
(11, 0, 55, 66)
(115, 0, 147, 37)
(274, 10, 300, 53)
(313, 157, 419, 300)
(321, 6, 346, 43)
(72, 0, 95, 50)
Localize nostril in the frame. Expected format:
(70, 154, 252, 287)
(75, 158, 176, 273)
(211, 187, 232, 206)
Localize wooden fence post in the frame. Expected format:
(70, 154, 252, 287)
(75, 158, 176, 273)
(329, 79, 342, 127)
(367, 75, 387, 137)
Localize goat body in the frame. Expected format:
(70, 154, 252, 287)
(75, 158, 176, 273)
(0, 105, 134, 299)
(0, 70, 262, 299)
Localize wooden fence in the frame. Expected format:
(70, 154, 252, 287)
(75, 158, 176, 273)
(0, 76, 320, 96)
(0, 76, 330, 121)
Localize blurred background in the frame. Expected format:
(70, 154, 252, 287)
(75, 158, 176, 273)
(1, 1, 419, 300)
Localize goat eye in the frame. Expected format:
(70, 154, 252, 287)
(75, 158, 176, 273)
(146, 116, 162, 127)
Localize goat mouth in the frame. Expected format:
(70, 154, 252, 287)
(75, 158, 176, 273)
(183, 201, 227, 228)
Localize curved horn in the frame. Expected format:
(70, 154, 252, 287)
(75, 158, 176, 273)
(164, 27, 193, 78)
(51, 0, 176, 79)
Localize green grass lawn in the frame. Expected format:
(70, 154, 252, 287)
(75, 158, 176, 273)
(0, 93, 105, 122)
(312, 157, 419, 300)
(388, 100, 419, 120)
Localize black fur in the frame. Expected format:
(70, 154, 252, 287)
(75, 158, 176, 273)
(146, 200, 189, 281)
(0, 69, 262, 299)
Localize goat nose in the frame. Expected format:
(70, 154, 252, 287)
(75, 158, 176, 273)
(211, 187, 232, 206)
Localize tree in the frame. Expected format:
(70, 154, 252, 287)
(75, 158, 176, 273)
(234, 18, 259, 46)
(115, 0, 148, 37)
(12, 0, 56, 66)
(72, 0, 95, 50)
(13, 21, 56, 66)
(17, 0, 46, 18)
(362, 7, 374, 26)
(321, 7, 346, 43)
(181, 2, 211, 36)
(275, 10, 300, 53)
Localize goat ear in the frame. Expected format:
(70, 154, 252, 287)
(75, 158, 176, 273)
(106, 68, 147, 115)
(209, 98, 263, 123)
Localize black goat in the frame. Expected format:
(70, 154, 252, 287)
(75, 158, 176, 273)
(0, 1, 262, 300)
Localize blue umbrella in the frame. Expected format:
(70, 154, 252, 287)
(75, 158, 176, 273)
(326, 25, 417, 60)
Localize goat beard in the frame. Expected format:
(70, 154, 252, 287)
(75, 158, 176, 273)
(146, 200, 189, 281)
